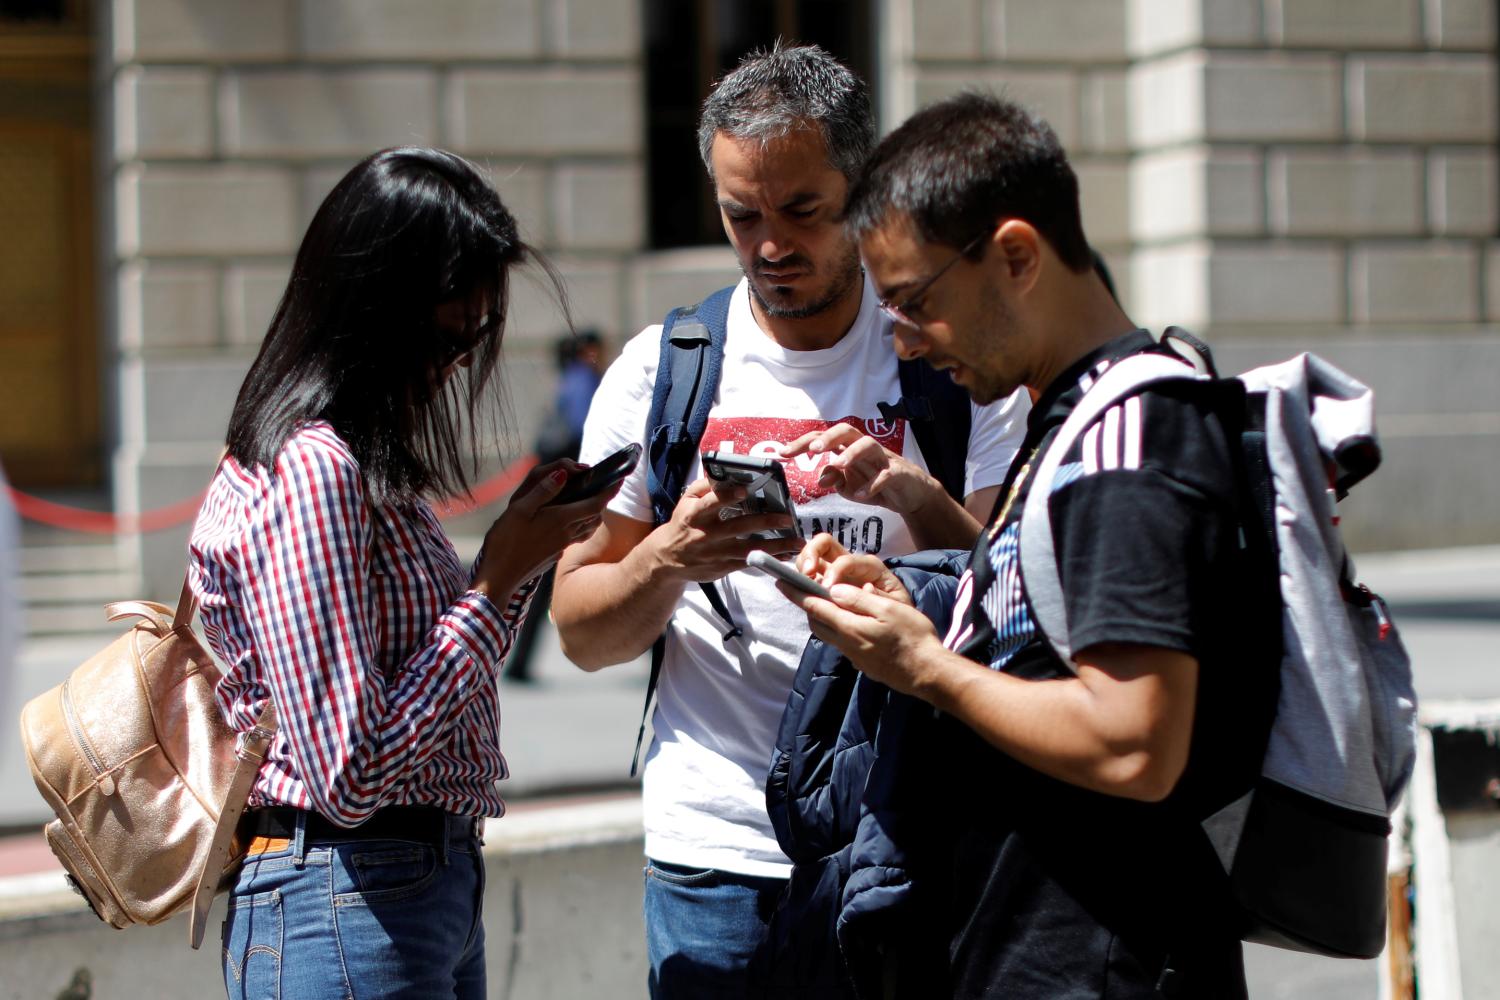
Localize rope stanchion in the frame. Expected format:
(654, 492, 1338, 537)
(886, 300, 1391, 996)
(433, 454, 540, 520)
(7, 489, 210, 536)
(6, 454, 541, 535)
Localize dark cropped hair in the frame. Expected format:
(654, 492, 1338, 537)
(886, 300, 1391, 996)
(698, 40, 874, 185)
(225, 146, 564, 506)
(845, 92, 1093, 272)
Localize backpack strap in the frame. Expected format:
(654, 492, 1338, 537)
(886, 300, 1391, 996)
(642, 286, 743, 639)
(180, 450, 282, 948)
(880, 357, 972, 503)
(1019, 352, 1204, 669)
(632, 286, 740, 776)
(189, 696, 276, 948)
(177, 568, 279, 948)
(642, 286, 743, 642)
(1156, 326, 1218, 377)
(644, 286, 735, 524)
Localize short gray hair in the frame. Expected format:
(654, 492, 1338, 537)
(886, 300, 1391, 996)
(697, 41, 874, 184)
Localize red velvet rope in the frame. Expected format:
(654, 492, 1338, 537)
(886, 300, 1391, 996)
(6, 454, 540, 535)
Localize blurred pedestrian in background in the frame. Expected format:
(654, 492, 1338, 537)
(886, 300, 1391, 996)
(502, 329, 605, 683)
(536, 329, 605, 466)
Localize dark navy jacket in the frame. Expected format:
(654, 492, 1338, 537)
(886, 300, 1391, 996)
(756, 549, 971, 999)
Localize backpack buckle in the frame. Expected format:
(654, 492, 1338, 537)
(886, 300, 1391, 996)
(668, 320, 710, 347)
(878, 397, 933, 422)
(235, 726, 275, 763)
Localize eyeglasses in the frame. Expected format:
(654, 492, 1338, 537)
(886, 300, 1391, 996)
(876, 230, 989, 330)
(434, 310, 497, 367)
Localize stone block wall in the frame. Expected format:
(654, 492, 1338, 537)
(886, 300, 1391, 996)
(885, 0, 1500, 548)
(1122, 0, 1500, 549)
(883, 0, 1136, 300)
(98, 0, 1500, 581)
(1127, 0, 1498, 334)
(104, 0, 710, 594)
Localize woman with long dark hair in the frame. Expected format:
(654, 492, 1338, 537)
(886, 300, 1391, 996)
(189, 147, 614, 999)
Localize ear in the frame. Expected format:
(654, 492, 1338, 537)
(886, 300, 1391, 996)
(992, 219, 1043, 294)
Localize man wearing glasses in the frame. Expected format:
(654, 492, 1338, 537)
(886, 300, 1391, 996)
(551, 44, 1025, 999)
(780, 92, 1272, 997)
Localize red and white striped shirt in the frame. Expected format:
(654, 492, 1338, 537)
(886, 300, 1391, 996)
(188, 422, 532, 825)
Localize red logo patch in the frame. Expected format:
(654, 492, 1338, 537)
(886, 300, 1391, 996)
(700, 416, 906, 504)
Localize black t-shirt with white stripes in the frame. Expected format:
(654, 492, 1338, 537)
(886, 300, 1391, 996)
(950, 329, 1242, 676)
(928, 330, 1280, 999)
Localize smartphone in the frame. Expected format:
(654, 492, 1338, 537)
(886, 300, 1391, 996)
(746, 550, 831, 599)
(702, 450, 800, 542)
(546, 442, 642, 506)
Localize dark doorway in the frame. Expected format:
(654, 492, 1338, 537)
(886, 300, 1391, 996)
(644, 0, 875, 249)
(0, 0, 99, 486)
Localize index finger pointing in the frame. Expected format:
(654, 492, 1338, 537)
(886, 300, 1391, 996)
(778, 430, 823, 458)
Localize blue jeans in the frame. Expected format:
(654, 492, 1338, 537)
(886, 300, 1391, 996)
(222, 813, 486, 1000)
(643, 858, 788, 999)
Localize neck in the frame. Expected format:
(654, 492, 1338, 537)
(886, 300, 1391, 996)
(1027, 272, 1139, 395)
(749, 281, 864, 352)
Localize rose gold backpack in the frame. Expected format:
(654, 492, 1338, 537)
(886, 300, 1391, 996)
(19, 576, 275, 948)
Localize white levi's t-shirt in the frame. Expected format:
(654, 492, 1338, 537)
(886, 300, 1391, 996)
(577, 277, 1027, 877)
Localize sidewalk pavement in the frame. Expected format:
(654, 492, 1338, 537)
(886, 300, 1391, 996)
(1, 545, 1494, 996)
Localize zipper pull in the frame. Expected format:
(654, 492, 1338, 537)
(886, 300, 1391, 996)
(97, 773, 116, 796)
(1357, 584, 1393, 641)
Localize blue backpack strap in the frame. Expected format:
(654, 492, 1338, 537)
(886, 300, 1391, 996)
(631, 285, 739, 777)
(631, 636, 667, 778)
(879, 357, 972, 503)
(644, 286, 734, 523)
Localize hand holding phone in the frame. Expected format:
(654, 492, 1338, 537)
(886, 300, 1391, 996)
(746, 550, 832, 600)
(702, 451, 800, 542)
(545, 443, 641, 506)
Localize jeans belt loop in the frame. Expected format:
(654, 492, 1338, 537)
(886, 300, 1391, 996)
(291, 809, 308, 868)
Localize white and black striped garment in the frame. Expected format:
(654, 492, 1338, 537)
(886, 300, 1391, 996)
(945, 330, 1239, 675)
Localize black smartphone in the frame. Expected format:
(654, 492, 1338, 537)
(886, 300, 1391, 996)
(702, 450, 800, 542)
(546, 442, 642, 506)
(746, 550, 831, 599)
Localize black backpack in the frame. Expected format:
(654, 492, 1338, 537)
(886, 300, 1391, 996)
(629, 285, 974, 773)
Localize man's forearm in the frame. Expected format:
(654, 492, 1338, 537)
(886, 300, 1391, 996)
(807, 586, 1189, 801)
(903, 486, 983, 549)
(910, 643, 1197, 802)
(552, 542, 685, 671)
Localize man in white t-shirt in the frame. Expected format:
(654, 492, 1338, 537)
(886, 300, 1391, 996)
(551, 43, 1026, 999)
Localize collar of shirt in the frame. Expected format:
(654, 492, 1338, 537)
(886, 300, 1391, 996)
(1023, 329, 1160, 447)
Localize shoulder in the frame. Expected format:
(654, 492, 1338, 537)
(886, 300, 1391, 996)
(248, 423, 373, 525)
(272, 422, 362, 487)
(614, 323, 666, 374)
(589, 325, 664, 417)
(1057, 377, 1236, 502)
(970, 386, 1030, 433)
(579, 327, 662, 464)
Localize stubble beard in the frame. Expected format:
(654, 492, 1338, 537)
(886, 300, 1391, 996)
(958, 281, 1021, 406)
(745, 243, 863, 320)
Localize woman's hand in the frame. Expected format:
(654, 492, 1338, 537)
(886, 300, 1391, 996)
(471, 459, 618, 599)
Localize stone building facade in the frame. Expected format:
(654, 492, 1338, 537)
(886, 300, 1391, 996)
(17, 0, 1500, 594)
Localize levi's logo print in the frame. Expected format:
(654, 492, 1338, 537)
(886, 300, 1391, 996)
(702, 415, 906, 555)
